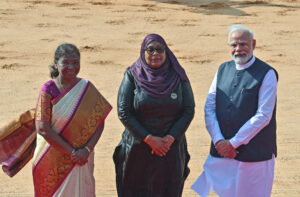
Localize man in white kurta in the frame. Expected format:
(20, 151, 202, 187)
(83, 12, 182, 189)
(191, 25, 278, 197)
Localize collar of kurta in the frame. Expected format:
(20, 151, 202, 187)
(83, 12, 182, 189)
(235, 56, 256, 70)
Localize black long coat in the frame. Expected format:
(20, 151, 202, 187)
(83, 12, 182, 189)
(113, 69, 195, 197)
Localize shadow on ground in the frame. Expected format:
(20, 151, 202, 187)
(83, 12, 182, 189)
(146, 0, 300, 16)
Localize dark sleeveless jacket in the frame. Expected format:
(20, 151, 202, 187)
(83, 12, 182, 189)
(210, 58, 278, 162)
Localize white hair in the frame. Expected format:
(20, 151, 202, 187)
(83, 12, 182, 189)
(227, 24, 254, 43)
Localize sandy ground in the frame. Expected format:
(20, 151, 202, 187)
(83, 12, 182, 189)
(0, 0, 299, 196)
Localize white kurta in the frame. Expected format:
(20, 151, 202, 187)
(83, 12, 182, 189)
(191, 56, 278, 197)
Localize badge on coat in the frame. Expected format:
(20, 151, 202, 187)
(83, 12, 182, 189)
(170, 93, 177, 99)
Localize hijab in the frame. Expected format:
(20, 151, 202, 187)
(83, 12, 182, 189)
(130, 34, 189, 98)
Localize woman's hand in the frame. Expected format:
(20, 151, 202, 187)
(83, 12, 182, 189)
(36, 122, 75, 156)
(162, 135, 175, 149)
(71, 148, 90, 165)
(144, 135, 169, 157)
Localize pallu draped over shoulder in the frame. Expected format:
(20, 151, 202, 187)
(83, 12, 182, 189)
(0, 78, 112, 197)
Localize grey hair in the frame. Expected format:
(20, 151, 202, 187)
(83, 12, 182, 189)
(227, 24, 254, 43)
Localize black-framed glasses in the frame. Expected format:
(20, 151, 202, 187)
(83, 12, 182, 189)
(145, 46, 165, 54)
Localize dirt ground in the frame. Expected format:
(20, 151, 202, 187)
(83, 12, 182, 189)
(0, 0, 299, 196)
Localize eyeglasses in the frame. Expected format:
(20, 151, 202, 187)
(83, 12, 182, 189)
(145, 46, 165, 54)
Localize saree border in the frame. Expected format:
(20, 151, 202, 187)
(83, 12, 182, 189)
(0, 110, 35, 141)
(33, 80, 89, 172)
(33, 80, 112, 197)
(51, 78, 82, 105)
(50, 105, 112, 197)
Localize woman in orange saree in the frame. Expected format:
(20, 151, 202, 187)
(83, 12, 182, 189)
(0, 43, 112, 197)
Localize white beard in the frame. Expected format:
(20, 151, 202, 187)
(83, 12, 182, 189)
(231, 51, 252, 65)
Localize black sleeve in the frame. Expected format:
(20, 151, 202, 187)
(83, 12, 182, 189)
(168, 81, 195, 140)
(117, 69, 150, 140)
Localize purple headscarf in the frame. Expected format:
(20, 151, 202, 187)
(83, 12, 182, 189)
(130, 34, 189, 98)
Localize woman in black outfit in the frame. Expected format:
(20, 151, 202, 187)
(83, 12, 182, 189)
(113, 33, 195, 197)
